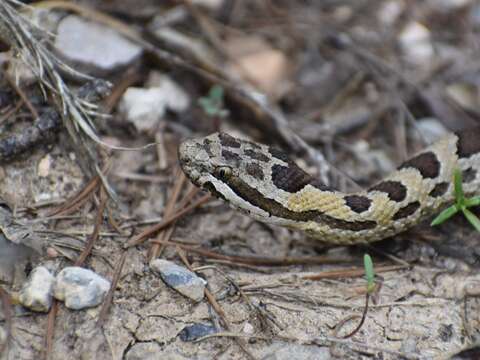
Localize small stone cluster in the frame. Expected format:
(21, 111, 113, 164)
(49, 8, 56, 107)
(18, 266, 111, 312)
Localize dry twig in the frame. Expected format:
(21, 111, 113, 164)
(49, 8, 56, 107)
(148, 168, 186, 260)
(152, 239, 354, 267)
(126, 193, 210, 248)
(96, 251, 127, 327)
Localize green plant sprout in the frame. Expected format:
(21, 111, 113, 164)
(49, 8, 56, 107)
(431, 169, 480, 231)
(364, 254, 376, 294)
(342, 253, 376, 339)
(198, 85, 229, 118)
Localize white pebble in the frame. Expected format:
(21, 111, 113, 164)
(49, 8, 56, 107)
(19, 266, 55, 312)
(119, 74, 190, 132)
(54, 267, 110, 310)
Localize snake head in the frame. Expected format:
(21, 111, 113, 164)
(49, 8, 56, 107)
(178, 133, 242, 190)
(179, 132, 318, 226)
(179, 132, 288, 206)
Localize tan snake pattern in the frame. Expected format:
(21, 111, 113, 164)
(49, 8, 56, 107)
(179, 129, 480, 244)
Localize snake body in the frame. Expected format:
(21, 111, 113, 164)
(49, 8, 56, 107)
(178, 129, 480, 245)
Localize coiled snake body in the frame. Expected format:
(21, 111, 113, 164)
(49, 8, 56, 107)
(179, 129, 480, 245)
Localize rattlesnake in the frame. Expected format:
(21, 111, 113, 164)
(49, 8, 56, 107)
(178, 129, 480, 244)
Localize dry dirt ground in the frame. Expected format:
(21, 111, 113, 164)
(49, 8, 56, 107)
(1, 1, 480, 359)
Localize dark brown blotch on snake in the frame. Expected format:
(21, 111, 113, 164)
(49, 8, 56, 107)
(392, 201, 421, 220)
(456, 127, 480, 159)
(219, 133, 241, 148)
(344, 195, 372, 213)
(399, 151, 441, 179)
(429, 182, 449, 198)
(271, 163, 312, 193)
(369, 181, 407, 202)
(244, 149, 270, 162)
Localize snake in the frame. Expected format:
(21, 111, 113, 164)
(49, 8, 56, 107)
(178, 129, 480, 245)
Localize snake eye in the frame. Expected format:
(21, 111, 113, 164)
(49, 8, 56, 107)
(215, 166, 232, 180)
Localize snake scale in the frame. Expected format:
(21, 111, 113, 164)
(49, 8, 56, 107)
(179, 129, 480, 245)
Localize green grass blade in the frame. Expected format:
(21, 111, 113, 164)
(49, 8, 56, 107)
(431, 205, 459, 226)
(465, 196, 480, 208)
(363, 254, 375, 294)
(462, 208, 480, 232)
(453, 169, 464, 205)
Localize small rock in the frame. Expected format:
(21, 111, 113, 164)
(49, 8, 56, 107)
(150, 259, 206, 302)
(55, 15, 143, 76)
(119, 74, 190, 132)
(398, 22, 434, 66)
(54, 267, 110, 310)
(178, 323, 217, 342)
(119, 88, 167, 132)
(145, 72, 190, 113)
(19, 266, 55, 312)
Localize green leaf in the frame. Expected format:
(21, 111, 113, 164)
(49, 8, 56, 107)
(363, 254, 375, 294)
(198, 85, 227, 118)
(430, 168, 480, 232)
(431, 205, 459, 226)
(465, 196, 480, 208)
(462, 208, 480, 232)
(453, 169, 465, 205)
(208, 85, 224, 101)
